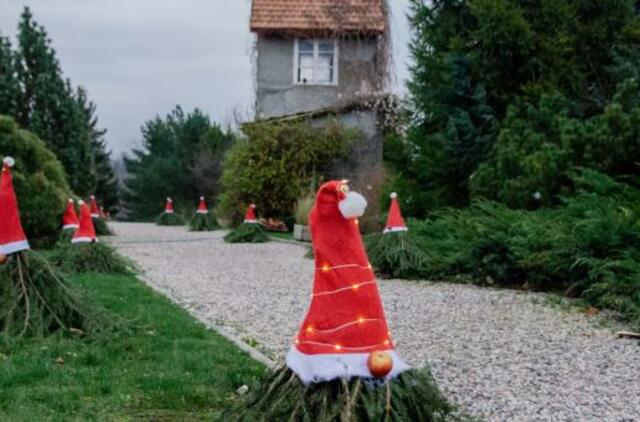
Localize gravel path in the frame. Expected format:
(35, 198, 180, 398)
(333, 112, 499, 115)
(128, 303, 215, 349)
(109, 222, 640, 421)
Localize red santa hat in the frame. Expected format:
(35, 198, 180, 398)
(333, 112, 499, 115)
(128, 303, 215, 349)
(62, 198, 80, 230)
(164, 197, 174, 214)
(383, 192, 408, 234)
(72, 200, 98, 244)
(0, 157, 30, 255)
(286, 180, 409, 384)
(243, 203, 257, 223)
(197, 196, 208, 214)
(89, 195, 100, 218)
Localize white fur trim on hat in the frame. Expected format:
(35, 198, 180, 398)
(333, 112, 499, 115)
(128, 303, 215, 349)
(72, 237, 99, 244)
(0, 239, 30, 255)
(383, 226, 408, 234)
(3, 157, 15, 167)
(286, 347, 410, 385)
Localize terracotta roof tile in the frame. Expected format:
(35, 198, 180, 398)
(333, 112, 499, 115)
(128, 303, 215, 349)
(250, 0, 387, 34)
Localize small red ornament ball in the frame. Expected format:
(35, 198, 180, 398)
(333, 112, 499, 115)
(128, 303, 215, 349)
(368, 351, 393, 378)
(0, 254, 7, 265)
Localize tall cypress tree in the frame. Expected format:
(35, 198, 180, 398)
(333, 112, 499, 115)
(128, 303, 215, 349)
(14, 7, 94, 196)
(76, 87, 119, 214)
(0, 34, 20, 117)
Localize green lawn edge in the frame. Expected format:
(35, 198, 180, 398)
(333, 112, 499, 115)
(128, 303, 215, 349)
(0, 273, 266, 421)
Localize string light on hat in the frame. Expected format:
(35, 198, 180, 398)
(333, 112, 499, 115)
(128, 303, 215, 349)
(294, 340, 394, 353)
(304, 255, 394, 351)
(311, 280, 376, 297)
(305, 318, 382, 335)
(318, 263, 372, 272)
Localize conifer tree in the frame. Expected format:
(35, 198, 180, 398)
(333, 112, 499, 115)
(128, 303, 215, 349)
(123, 107, 234, 220)
(76, 87, 119, 214)
(0, 35, 20, 117)
(14, 7, 93, 196)
(394, 0, 640, 216)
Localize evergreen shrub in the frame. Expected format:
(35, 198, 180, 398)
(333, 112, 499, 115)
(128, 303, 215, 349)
(0, 115, 70, 248)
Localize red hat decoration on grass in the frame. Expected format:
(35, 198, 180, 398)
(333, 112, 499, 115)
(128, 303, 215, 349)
(62, 199, 80, 230)
(0, 157, 30, 255)
(164, 198, 175, 214)
(244, 203, 257, 223)
(383, 193, 408, 234)
(286, 180, 409, 384)
(197, 196, 208, 214)
(89, 195, 100, 218)
(72, 200, 98, 244)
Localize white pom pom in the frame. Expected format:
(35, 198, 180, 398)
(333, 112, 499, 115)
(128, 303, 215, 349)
(390, 192, 398, 199)
(78, 200, 85, 205)
(167, 197, 172, 202)
(91, 195, 95, 199)
(68, 198, 74, 203)
(338, 192, 368, 219)
(3, 157, 15, 167)
(249, 203, 256, 209)
(200, 196, 204, 200)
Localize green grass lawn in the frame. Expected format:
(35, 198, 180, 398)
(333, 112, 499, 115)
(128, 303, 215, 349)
(0, 273, 266, 420)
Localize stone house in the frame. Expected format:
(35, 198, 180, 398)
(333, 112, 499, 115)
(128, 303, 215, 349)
(249, 0, 390, 184)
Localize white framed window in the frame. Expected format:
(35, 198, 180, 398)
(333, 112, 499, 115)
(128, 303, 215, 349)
(293, 38, 339, 86)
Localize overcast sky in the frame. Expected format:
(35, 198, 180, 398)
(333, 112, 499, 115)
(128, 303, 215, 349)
(0, 0, 413, 155)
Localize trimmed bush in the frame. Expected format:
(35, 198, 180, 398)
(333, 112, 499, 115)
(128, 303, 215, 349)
(0, 251, 99, 338)
(0, 115, 70, 248)
(189, 213, 219, 231)
(156, 212, 185, 226)
(217, 120, 358, 224)
(92, 217, 113, 236)
(411, 170, 640, 327)
(224, 223, 269, 244)
(50, 242, 134, 275)
(365, 232, 430, 280)
(224, 366, 455, 421)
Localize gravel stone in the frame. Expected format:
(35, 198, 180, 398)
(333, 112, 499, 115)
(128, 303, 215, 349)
(110, 222, 640, 422)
